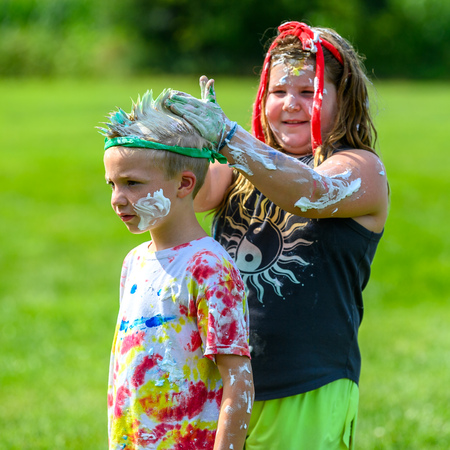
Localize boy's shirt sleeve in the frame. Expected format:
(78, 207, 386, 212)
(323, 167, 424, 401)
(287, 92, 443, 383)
(119, 247, 136, 303)
(187, 249, 250, 361)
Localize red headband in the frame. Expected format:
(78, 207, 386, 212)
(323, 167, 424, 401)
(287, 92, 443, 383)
(252, 22, 343, 154)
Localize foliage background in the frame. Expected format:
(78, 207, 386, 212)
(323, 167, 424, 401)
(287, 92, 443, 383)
(1, 0, 450, 79)
(1, 0, 450, 448)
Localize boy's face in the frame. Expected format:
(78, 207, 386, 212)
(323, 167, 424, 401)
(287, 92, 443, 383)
(104, 147, 177, 234)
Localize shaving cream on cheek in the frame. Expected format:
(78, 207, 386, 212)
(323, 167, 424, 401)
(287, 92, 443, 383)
(133, 189, 171, 231)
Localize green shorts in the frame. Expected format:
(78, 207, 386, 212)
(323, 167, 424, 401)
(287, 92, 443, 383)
(245, 379, 359, 450)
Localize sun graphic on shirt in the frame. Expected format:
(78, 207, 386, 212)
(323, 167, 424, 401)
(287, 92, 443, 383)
(221, 196, 313, 303)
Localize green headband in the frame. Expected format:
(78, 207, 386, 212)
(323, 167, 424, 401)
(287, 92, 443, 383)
(104, 136, 227, 164)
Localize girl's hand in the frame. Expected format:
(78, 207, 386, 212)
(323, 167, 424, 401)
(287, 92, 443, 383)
(199, 75, 217, 103)
(166, 76, 234, 148)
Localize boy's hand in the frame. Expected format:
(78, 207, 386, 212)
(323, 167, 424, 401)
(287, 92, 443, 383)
(166, 76, 233, 148)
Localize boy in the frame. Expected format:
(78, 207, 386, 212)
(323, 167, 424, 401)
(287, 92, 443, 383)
(100, 90, 253, 450)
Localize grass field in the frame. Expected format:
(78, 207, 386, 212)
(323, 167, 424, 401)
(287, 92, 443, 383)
(1, 76, 449, 449)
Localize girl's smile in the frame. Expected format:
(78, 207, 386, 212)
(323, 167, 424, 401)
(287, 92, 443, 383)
(265, 62, 338, 156)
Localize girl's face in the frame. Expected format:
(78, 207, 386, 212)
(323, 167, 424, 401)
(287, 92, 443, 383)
(104, 147, 177, 234)
(265, 61, 338, 156)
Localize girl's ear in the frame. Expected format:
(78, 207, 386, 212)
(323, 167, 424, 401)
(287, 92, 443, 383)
(177, 170, 197, 198)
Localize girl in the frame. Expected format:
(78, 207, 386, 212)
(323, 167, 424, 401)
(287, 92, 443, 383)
(166, 21, 389, 449)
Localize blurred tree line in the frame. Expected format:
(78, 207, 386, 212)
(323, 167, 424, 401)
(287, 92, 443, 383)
(1, 0, 449, 79)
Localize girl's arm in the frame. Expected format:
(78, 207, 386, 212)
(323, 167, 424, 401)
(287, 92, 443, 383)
(167, 85, 389, 233)
(220, 126, 389, 233)
(194, 161, 234, 212)
(214, 354, 254, 450)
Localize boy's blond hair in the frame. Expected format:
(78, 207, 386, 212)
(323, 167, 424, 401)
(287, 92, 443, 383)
(100, 90, 212, 197)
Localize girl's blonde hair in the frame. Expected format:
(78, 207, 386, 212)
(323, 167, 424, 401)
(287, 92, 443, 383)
(216, 24, 378, 214)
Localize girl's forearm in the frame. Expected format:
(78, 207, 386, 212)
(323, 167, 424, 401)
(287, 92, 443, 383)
(221, 126, 372, 218)
(220, 126, 325, 211)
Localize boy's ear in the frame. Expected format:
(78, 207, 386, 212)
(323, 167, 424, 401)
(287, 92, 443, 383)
(177, 171, 197, 199)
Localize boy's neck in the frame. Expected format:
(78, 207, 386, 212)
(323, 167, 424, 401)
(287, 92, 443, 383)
(148, 212, 208, 252)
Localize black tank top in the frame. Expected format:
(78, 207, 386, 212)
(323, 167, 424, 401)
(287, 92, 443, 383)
(212, 163, 383, 400)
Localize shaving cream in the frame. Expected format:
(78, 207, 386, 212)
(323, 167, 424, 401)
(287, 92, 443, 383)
(133, 189, 171, 231)
(228, 126, 277, 175)
(295, 178, 361, 212)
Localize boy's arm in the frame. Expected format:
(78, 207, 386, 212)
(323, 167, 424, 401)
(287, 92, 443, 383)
(214, 354, 254, 450)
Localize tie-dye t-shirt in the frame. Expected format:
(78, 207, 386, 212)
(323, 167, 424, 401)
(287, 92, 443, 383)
(108, 236, 250, 450)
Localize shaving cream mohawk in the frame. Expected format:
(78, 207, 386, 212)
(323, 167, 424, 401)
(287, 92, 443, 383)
(99, 89, 212, 150)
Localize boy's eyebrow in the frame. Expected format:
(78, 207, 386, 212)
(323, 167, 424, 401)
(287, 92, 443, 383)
(105, 172, 144, 182)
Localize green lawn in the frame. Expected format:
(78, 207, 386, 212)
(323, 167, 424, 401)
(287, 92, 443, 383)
(1, 76, 449, 449)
